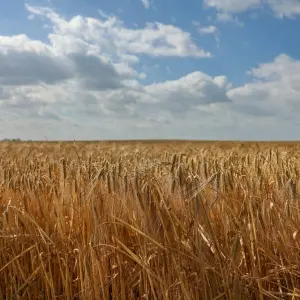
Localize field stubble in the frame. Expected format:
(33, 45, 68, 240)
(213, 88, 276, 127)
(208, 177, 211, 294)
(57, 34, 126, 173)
(1, 141, 300, 299)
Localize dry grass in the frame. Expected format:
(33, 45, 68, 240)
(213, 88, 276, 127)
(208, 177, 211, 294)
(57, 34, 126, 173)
(1, 140, 300, 299)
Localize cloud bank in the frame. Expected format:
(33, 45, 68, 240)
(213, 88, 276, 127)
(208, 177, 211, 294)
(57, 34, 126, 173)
(1, 4, 300, 140)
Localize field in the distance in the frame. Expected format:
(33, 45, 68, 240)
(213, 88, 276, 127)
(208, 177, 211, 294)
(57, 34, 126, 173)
(1, 140, 300, 299)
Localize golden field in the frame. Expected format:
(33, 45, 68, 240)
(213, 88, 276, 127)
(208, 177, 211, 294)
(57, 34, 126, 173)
(1, 140, 300, 299)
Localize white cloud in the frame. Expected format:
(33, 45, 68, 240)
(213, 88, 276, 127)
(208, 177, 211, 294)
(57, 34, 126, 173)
(204, 0, 300, 19)
(145, 72, 231, 114)
(0, 34, 131, 90)
(196, 24, 218, 35)
(249, 54, 300, 81)
(0, 3, 212, 91)
(141, 0, 151, 9)
(228, 54, 300, 120)
(25, 4, 211, 59)
(193, 21, 220, 46)
(267, 0, 300, 18)
(0, 35, 72, 86)
(215, 12, 244, 26)
(0, 4, 224, 140)
(204, 0, 261, 14)
(1, 4, 300, 140)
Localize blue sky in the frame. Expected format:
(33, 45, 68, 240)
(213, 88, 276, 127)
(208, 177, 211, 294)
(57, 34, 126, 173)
(0, 0, 300, 140)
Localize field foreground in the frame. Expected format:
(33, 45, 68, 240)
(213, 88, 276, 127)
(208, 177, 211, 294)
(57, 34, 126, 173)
(1, 141, 300, 299)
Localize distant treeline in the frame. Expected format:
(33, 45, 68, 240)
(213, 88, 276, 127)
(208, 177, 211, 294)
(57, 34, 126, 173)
(2, 138, 23, 142)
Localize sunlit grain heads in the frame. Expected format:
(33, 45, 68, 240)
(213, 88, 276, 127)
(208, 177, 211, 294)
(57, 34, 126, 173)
(171, 153, 178, 174)
(201, 158, 208, 181)
(1, 141, 300, 298)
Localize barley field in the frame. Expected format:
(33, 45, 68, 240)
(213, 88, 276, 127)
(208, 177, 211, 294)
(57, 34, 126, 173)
(1, 140, 300, 299)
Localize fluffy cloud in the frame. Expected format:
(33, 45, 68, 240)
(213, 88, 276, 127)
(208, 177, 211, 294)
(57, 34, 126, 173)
(203, 0, 251, 26)
(0, 34, 133, 90)
(0, 35, 72, 86)
(25, 4, 210, 59)
(204, 0, 300, 18)
(0, 4, 227, 139)
(267, 0, 300, 18)
(69, 53, 126, 90)
(204, 0, 261, 14)
(145, 72, 231, 113)
(228, 54, 300, 119)
(0, 4, 211, 91)
(141, 0, 151, 9)
(1, 4, 300, 140)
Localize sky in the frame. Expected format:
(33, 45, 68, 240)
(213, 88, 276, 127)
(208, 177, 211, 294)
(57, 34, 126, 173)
(1, 0, 300, 140)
